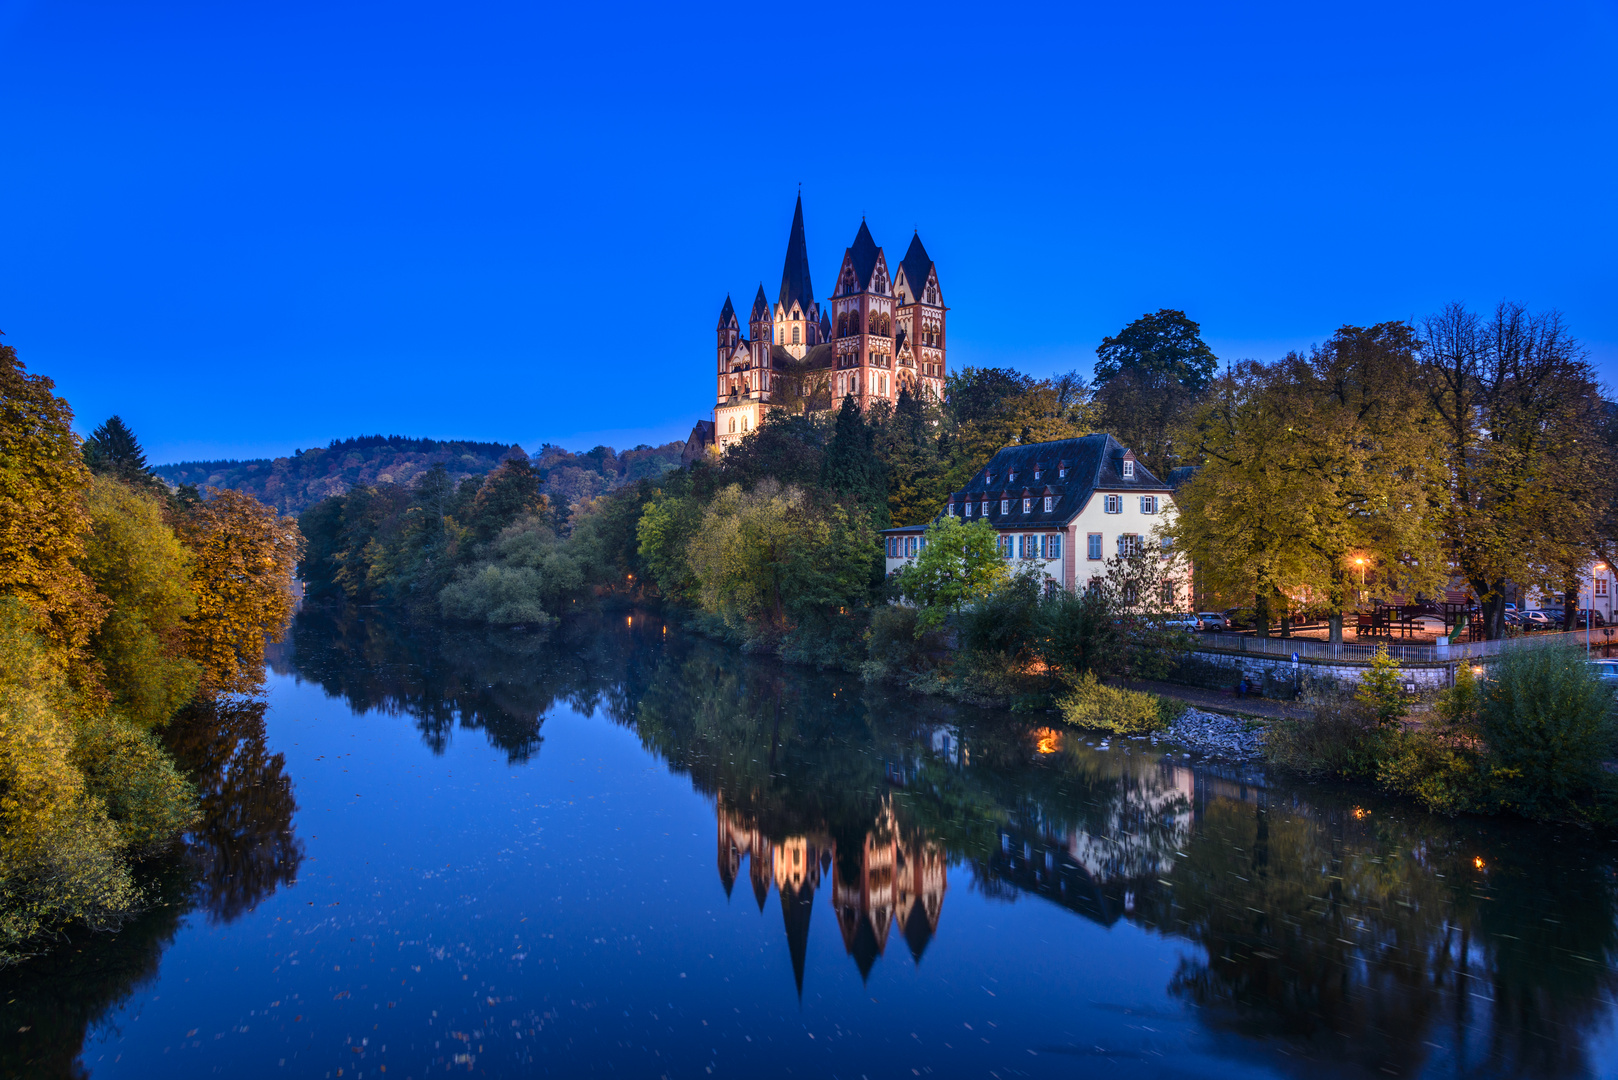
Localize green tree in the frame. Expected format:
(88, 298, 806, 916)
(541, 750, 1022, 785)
(80, 476, 201, 728)
(940, 368, 1093, 493)
(81, 416, 164, 493)
(896, 516, 1007, 633)
(1094, 308, 1219, 392)
(820, 396, 888, 523)
(1355, 645, 1406, 726)
(468, 454, 545, 542)
(1093, 310, 1217, 477)
(873, 389, 952, 526)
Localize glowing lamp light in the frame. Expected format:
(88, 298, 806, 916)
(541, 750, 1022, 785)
(1352, 807, 1368, 820)
(1473, 856, 1486, 870)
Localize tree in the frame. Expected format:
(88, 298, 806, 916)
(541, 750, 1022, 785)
(940, 367, 1094, 493)
(174, 490, 303, 696)
(1094, 308, 1219, 392)
(81, 416, 163, 493)
(897, 517, 1007, 633)
(1355, 645, 1406, 726)
(0, 340, 107, 668)
(80, 476, 200, 728)
(1420, 302, 1605, 637)
(468, 453, 545, 542)
(1093, 310, 1217, 477)
(820, 396, 888, 524)
(872, 389, 952, 526)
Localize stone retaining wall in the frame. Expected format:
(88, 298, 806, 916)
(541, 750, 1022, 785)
(1187, 647, 1455, 694)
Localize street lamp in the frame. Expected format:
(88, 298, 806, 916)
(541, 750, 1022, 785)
(1354, 557, 1366, 604)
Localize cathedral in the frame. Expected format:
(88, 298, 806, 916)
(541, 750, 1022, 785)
(703, 196, 949, 453)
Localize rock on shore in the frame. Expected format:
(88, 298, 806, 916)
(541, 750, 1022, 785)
(1162, 707, 1266, 762)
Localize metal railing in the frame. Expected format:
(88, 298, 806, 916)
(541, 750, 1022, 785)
(1196, 627, 1614, 665)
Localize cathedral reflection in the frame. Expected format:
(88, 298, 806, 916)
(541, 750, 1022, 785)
(716, 795, 948, 991)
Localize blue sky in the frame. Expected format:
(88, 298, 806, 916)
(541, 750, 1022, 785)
(2, 0, 1614, 465)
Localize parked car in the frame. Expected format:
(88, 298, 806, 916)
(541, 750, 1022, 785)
(1223, 607, 1258, 630)
(1502, 611, 1522, 628)
(1521, 609, 1554, 628)
(1196, 611, 1228, 631)
(1575, 608, 1607, 627)
(1160, 614, 1200, 633)
(1586, 660, 1618, 686)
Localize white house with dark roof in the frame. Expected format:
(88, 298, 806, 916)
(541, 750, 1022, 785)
(881, 433, 1193, 606)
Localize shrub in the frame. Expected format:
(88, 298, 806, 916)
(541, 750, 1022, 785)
(1265, 697, 1387, 780)
(861, 605, 938, 683)
(1355, 644, 1406, 726)
(1057, 672, 1183, 734)
(1480, 644, 1616, 820)
(1376, 730, 1492, 816)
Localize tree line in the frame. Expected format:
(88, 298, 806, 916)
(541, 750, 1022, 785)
(0, 342, 301, 965)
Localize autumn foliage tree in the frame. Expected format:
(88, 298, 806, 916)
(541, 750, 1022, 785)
(174, 489, 303, 696)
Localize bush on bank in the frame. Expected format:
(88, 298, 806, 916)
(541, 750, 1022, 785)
(1264, 644, 1618, 824)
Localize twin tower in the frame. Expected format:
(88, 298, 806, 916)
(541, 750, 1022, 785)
(709, 196, 948, 452)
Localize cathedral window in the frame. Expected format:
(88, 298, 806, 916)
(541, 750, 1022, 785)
(792, 326, 800, 345)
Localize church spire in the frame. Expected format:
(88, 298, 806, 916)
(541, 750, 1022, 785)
(777, 194, 814, 314)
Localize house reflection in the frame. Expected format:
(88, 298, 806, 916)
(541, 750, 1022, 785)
(715, 795, 946, 992)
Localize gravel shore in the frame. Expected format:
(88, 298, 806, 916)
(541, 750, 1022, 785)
(1161, 706, 1267, 762)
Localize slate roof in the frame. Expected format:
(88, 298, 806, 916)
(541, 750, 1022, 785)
(846, 220, 881, 290)
(777, 195, 815, 314)
(772, 343, 835, 370)
(880, 433, 1169, 535)
(897, 232, 934, 302)
(1165, 466, 1200, 492)
(716, 294, 736, 330)
(750, 284, 770, 321)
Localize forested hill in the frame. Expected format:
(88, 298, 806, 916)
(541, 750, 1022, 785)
(154, 435, 685, 513)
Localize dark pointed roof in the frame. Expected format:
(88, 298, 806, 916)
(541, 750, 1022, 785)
(750, 284, 770, 321)
(777, 195, 814, 314)
(716, 295, 736, 330)
(846, 220, 881, 290)
(898, 232, 935, 303)
(779, 884, 814, 997)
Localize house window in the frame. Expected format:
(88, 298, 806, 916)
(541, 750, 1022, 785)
(980, 500, 989, 517)
(985, 473, 994, 485)
(1598, 576, 1610, 597)
(906, 536, 917, 557)
(1047, 534, 1062, 560)
(1043, 495, 1053, 512)
(1118, 534, 1140, 557)
(999, 535, 1013, 559)
(885, 537, 896, 558)
(964, 501, 972, 517)
(1086, 577, 1102, 595)
(1161, 581, 1176, 607)
(1022, 497, 1031, 513)
(1009, 471, 1017, 483)
(1104, 494, 1122, 513)
(1058, 465, 1067, 479)
(946, 502, 955, 516)
(1034, 468, 1042, 480)
(1140, 496, 1156, 514)
(1087, 533, 1102, 560)
(1000, 499, 1009, 514)
(1123, 459, 1135, 478)
(1123, 583, 1138, 605)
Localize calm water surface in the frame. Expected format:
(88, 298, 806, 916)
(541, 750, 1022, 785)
(5, 608, 1618, 1079)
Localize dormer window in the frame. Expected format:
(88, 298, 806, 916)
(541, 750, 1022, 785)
(1022, 497, 1031, 513)
(1000, 498, 1009, 515)
(1008, 470, 1017, 483)
(1043, 495, 1053, 512)
(963, 501, 972, 517)
(985, 473, 994, 485)
(946, 502, 955, 516)
(1123, 459, 1135, 479)
(980, 499, 989, 516)
(1033, 468, 1042, 480)
(1058, 464, 1068, 479)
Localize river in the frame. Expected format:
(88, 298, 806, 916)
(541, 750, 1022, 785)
(4, 606, 1617, 1079)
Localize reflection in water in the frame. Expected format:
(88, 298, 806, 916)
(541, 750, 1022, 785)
(0, 698, 302, 1080)
(3, 605, 1615, 1079)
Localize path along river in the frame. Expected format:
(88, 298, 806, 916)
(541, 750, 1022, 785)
(4, 606, 1617, 1079)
